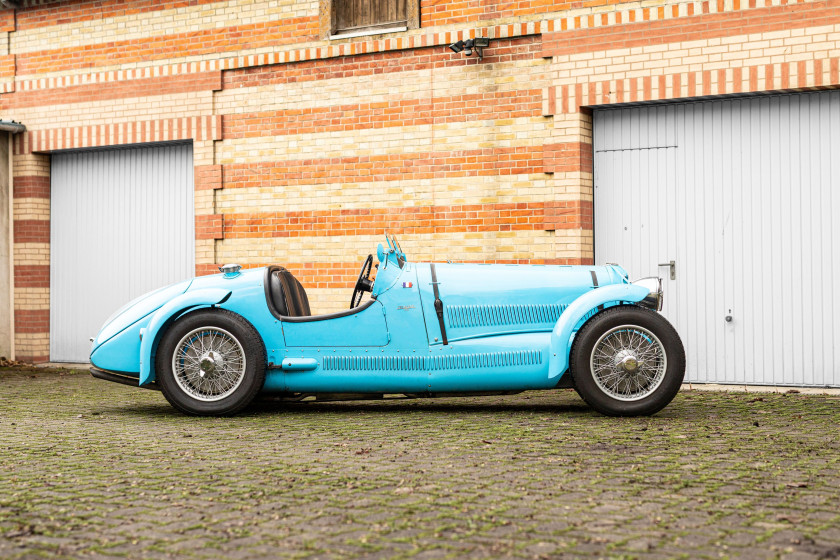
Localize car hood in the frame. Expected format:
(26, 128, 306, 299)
(413, 263, 630, 344)
(426, 263, 628, 300)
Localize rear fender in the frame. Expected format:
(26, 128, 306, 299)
(547, 284, 649, 379)
(139, 288, 231, 386)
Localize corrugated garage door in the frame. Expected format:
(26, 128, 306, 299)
(50, 143, 194, 363)
(594, 91, 840, 387)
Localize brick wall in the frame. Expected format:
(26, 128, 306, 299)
(2, 0, 837, 361)
(11, 150, 50, 361)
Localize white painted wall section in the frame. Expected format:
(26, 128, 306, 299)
(594, 92, 840, 387)
(50, 143, 195, 363)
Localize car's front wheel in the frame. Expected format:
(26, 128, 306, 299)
(156, 309, 266, 415)
(570, 306, 685, 416)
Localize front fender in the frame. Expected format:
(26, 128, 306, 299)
(139, 288, 231, 386)
(547, 283, 649, 379)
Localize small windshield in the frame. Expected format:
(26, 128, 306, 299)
(386, 234, 406, 266)
(388, 234, 401, 253)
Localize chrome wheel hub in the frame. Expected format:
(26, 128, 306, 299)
(172, 327, 246, 402)
(590, 325, 667, 402)
(615, 350, 640, 373)
(199, 351, 222, 377)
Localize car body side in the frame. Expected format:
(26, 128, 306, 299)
(90, 249, 653, 394)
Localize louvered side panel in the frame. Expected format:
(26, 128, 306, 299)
(320, 350, 544, 373)
(446, 304, 567, 329)
(322, 355, 428, 371)
(428, 350, 543, 371)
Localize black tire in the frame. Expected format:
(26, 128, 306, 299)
(570, 306, 685, 416)
(156, 309, 266, 416)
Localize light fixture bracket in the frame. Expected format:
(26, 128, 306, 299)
(447, 35, 490, 60)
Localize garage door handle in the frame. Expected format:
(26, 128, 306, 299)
(658, 260, 676, 280)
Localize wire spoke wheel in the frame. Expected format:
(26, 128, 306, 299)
(172, 327, 247, 402)
(157, 309, 265, 416)
(590, 324, 667, 402)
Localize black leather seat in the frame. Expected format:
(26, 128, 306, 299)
(283, 270, 311, 317)
(267, 267, 311, 317)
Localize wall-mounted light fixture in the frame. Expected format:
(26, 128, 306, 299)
(448, 37, 490, 60)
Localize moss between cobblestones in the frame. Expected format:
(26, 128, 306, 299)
(1, 367, 839, 559)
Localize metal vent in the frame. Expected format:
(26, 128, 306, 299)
(321, 350, 543, 372)
(446, 304, 567, 329)
(428, 350, 542, 371)
(322, 355, 428, 371)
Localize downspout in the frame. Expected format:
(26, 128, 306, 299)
(7, 131, 12, 360)
(1, 121, 26, 360)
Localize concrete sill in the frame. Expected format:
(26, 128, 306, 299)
(330, 26, 408, 40)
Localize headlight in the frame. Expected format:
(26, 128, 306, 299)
(633, 277, 663, 311)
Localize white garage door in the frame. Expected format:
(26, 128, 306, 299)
(50, 143, 195, 362)
(594, 92, 840, 387)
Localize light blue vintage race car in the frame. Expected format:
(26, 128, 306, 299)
(90, 235, 685, 416)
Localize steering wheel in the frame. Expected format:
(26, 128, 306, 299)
(350, 254, 375, 309)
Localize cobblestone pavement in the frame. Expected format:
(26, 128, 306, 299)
(1, 367, 839, 559)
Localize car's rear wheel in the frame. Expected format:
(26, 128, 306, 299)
(570, 306, 685, 416)
(156, 309, 266, 415)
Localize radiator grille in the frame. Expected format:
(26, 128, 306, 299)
(321, 350, 543, 372)
(446, 303, 567, 329)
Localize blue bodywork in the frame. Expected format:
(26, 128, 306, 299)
(90, 237, 654, 395)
